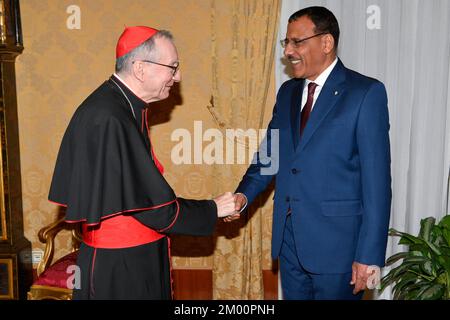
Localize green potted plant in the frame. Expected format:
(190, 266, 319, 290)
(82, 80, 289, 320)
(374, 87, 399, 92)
(381, 215, 450, 299)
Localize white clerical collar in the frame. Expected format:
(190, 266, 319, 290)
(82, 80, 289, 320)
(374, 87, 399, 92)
(113, 73, 141, 98)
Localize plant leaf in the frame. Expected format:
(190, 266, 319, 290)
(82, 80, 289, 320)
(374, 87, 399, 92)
(420, 260, 435, 276)
(425, 240, 442, 256)
(438, 215, 450, 229)
(398, 235, 424, 246)
(413, 283, 433, 300)
(384, 263, 425, 285)
(419, 217, 435, 241)
(385, 252, 409, 266)
(442, 228, 450, 247)
(392, 273, 417, 294)
(387, 215, 450, 300)
(437, 255, 450, 273)
(430, 226, 446, 247)
(403, 256, 430, 264)
(389, 229, 424, 245)
(395, 280, 428, 300)
(417, 283, 445, 300)
(409, 244, 432, 258)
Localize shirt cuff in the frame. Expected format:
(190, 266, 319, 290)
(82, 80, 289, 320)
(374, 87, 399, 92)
(235, 193, 248, 214)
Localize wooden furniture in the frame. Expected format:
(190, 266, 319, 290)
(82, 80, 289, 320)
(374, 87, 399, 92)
(0, 0, 32, 300)
(27, 216, 81, 300)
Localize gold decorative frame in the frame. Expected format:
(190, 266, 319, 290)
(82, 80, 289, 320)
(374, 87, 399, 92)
(0, 0, 6, 238)
(0, 258, 14, 299)
(27, 285, 73, 300)
(0, 0, 29, 300)
(0, 120, 6, 241)
(0, 0, 6, 43)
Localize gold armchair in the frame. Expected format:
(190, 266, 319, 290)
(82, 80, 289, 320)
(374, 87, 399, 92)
(27, 216, 81, 300)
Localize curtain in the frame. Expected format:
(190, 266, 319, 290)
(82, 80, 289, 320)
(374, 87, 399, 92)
(277, 0, 450, 299)
(210, 0, 281, 299)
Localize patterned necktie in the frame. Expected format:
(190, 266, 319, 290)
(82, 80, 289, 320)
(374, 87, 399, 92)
(300, 82, 318, 137)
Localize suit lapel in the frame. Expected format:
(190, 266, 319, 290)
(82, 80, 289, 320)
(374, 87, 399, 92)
(290, 79, 304, 150)
(298, 60, 347, 152)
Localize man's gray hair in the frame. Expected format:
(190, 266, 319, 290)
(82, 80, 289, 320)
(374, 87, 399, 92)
(115, 30, 173, 75)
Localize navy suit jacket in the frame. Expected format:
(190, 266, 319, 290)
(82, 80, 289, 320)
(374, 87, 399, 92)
(236, 59, 391, 274)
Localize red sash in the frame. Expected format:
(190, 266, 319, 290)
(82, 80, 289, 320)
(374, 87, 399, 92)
(82, 214, 165, 249)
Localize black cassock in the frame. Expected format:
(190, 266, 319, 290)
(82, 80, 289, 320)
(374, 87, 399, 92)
(49, 75, 217, 299)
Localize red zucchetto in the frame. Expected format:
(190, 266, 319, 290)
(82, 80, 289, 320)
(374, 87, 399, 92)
(116, 26, 159, 58)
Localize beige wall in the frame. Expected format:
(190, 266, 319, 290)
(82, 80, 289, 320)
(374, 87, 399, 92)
(16, 0, 275, 270)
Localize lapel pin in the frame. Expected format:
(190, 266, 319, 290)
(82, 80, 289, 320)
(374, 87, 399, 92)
(334, 91, 339, 95)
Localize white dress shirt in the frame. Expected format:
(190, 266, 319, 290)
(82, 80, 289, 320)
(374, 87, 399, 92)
(300, 57, 338, 111)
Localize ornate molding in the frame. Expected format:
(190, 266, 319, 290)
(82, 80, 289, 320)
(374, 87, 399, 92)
(0, 0, 31, 300)
(0, 0, 22, 48)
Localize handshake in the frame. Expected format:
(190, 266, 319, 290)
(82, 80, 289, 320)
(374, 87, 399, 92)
(213, 192, 247, 222)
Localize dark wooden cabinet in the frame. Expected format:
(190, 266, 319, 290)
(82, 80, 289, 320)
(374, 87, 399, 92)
(0, 0, 32, 300)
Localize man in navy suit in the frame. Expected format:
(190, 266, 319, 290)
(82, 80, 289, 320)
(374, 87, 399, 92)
(229, 6, 391, 300)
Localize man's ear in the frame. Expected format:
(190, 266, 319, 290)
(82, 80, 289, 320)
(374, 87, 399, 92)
(322, 34, 335, 54)
(132, 61, 145, 82)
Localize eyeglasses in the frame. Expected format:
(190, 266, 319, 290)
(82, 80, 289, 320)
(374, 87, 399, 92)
(133, 60, 180, 75)
(280, 32, 328, 48)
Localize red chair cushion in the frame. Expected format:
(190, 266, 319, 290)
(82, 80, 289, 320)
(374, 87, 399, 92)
(33, 251, 78, 288)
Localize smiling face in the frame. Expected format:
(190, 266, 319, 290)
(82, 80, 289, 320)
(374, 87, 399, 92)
(284, 16, 336, 80)
(139, 36, 181, 103)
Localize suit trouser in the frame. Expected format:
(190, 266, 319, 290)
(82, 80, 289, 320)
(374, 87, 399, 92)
(279, 214, 363, 300)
